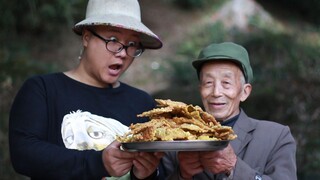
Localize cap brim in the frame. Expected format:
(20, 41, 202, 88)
(73, 14, 162, 49)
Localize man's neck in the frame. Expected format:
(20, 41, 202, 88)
(221, 112, 240, 127)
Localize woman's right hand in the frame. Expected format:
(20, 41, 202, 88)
(178, 151, 204, 179)
(102, 140, 138, 177)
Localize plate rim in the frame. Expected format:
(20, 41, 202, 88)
(121, 140, 229, 152)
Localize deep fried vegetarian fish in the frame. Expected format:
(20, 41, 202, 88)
(117, 99, 237, 142)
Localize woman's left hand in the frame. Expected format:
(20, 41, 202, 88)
(132, 152, 164, 179)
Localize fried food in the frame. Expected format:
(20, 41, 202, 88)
(117, 99, 237, 142)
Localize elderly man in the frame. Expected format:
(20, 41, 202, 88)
(161, 42, 297, 180)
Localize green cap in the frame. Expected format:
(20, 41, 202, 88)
(192, 42, 253, 83)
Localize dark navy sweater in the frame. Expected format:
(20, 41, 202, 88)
(9, 73, 156, 179)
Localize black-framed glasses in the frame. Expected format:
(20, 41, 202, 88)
(88, 29, 144, 57)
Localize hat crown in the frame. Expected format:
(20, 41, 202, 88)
(86, 0, 141, 21)
(193, 42, 253, 83)
(199, 42, 247, 61)
(73, 0, 163, 49)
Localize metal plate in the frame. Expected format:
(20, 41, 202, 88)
(121, 140, 229, 152)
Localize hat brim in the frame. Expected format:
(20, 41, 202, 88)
(73, 14, 162, 49)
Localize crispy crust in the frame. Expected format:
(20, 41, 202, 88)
(117, 99, 237, 142)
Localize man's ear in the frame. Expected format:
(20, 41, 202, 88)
(240, 83, 252, 102)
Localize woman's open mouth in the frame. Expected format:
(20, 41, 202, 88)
(108, 64, 122, 76)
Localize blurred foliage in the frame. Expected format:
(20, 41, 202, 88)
(0, 0, 87, 38)
(168, 0, 228, 12)
(0, 45, 58, 180)
(257, 0, 320, 25)
(164, 22, 233, 90)
(169, 0, 213, 9)
(0, 0, 87, 179)
(242, 32, 320, 176)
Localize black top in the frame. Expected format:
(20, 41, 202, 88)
(9, 73, 156, 179)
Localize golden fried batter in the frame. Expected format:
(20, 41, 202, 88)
(117, 99, 237, 142)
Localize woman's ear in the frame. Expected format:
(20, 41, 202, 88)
(240, 83, 252, 102)
(82, 29, 91, 47)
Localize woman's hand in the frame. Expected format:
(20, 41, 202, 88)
(102, 140, 138, 177)
(132, 152, 164, 179)
(178, 151, 204, 179)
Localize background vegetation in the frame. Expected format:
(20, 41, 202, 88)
(1, 0, 319, 179)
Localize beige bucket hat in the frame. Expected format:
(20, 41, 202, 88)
(73, 0, 162, 49)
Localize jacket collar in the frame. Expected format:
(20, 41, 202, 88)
(230, 109, 257, 155)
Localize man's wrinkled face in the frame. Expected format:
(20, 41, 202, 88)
(199, 61, 251, 122)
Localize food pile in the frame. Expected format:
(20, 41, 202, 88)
(117, 99, 237, 142)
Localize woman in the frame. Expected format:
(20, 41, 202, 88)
(9, 0, 163, 179)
